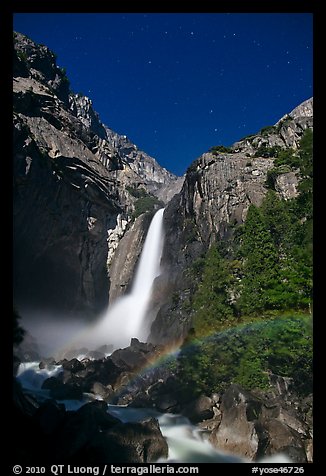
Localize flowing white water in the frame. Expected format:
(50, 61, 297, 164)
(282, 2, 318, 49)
(75, 208, 165, 351)
(16, 363, 291, 463)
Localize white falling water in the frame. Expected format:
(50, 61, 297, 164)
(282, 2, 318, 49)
(82, 208, 165, 350)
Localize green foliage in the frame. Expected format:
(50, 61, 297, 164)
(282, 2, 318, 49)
(209, 145, 233, 155)
(265, 165, 292, 190)
(297, 129, 313, 220)
(183, 131, 313, 327)
(239, 134, 256, 142)
(187, 256, 206, 280)
(59, 66, 70, 86)
(126, 185, 148, 199)
(260, 125, 276, 136)
(299, 128, 313, 178)
(273, 148, 298, 168)
(254, 144, 282, 158)
(237, 205, 281, 314)
(178, 130, 313, 397)
(172, 292, 180, 307)
(178, 315, 312, 396)
(265, 168, 279, 189)
(192, 246, 235, 337)
(276, 115, 293, 132)
(126, 185, 164, 218)
(260, 190, 292, 247)
(133, 196, 164, 218)
(183, 219, 198, 244)
(236, 190, 312, 314)
(17, 50, 28, 63)
(236, 345, 269, 390)
(263, 147, 299, 191)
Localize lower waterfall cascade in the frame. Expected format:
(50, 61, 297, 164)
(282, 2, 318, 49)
(77, 208, 165, 351)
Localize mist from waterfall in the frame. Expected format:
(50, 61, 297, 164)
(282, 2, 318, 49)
(80, 208, 165, 350)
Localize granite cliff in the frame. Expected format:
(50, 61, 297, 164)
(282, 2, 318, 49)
(148, 98, 313, 345)
(13, 32, 181, 317)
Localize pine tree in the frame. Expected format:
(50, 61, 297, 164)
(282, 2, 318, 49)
(192, 246, 234, 337)
(261, 190, 293, 248)
(237, 204, 280, 314)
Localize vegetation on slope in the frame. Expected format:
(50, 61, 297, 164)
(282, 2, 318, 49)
(177, 129, 313, 396)
(126, 186, 164, 218)
(178, 315, 312, 396)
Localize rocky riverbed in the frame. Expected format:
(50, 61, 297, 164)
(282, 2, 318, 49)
(14, 338, 312, 463)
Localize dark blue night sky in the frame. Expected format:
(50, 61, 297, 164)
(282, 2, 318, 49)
(13, 13, 313, 176)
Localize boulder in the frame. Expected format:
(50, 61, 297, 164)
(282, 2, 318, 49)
(52, 401, 120, 460)
(90, 382, 114, 401)
(155, 394, 179, 413)
(50, 386, 82, 401)
(79, 418, 168, 463)
(128, 394, 152, 408)
(209, 384, 261, 460)
(33, 399, 65, 435)
(49, 383, 83, 400)
(148, 376, 193, 413)
(61, 358, 85, 373)
(256, 419, 307, 463)
(62, 357, 122, 393)
(182, 395, 214, 423)
(42, 376, 62, 390)
(110, 347, 149, 372)
(130, 338, 155, 353)
(13, 378, 40, 417)
(209, 384, 311, 463)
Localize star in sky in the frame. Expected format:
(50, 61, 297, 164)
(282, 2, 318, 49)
(13, 13, 312, 176)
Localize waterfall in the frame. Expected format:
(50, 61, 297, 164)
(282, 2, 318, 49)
(83, 208, 165, 350)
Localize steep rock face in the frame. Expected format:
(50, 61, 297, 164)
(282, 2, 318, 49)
(13, 32, 180, 317)
(149, 153, 276, 345)
(276, 97, 313, 123)
(149, 152, 288, 345)
(149, 99, 313, 345)
(108, 213, 153, 303)
(68, 92, 183, 200)
(181, 153, 275, 241)
(13, 31, 70, 104)
(233, 98, 313, 154)
(13, 111, 119, 316)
